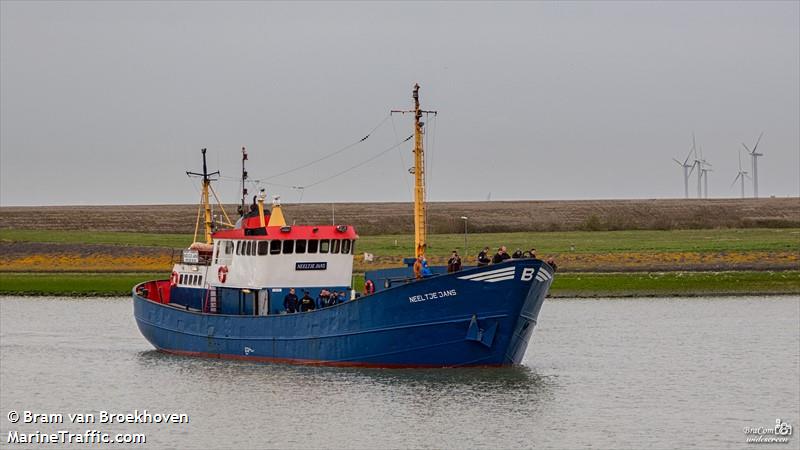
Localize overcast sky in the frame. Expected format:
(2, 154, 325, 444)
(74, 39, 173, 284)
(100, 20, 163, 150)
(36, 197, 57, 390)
(1, 1, 798, 206)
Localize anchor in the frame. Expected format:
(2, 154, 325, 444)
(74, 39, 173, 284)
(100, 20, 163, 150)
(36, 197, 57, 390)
(465, 314, 498, 348)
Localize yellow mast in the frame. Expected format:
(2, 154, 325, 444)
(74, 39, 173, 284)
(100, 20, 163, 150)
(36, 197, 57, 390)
(411, 84, 427, 257)
(392, 84, 436, 257)
(187, 148, 220, 245)
(201, 177, 212, 244)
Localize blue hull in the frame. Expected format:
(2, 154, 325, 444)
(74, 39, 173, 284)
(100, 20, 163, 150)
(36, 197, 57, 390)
(133, 260, 553, 367)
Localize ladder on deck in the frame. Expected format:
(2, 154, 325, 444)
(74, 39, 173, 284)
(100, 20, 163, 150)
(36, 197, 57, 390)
(205, 287, 218, 313)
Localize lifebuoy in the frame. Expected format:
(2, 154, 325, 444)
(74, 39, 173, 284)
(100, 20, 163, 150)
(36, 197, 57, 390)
(170, 271, 179, 286)
(364, 279, 375, 295)
(218, 266, 228, 283)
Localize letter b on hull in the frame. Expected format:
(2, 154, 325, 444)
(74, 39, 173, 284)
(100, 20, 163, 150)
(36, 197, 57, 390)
(521, 267, 535, 281)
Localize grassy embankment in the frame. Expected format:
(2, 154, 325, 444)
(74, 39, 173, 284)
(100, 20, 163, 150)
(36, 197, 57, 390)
(0, 272, 164, 296)
(1, 228, 798, 297)
(2, 271, 797, 297)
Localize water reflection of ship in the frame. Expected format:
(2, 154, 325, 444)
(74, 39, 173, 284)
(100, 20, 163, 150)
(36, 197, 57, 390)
(136, 349, 552, 394)
(132, 84, 554, 367)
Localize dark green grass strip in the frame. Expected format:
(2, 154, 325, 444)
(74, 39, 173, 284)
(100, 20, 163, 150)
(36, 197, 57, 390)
(550, 271, 800, 297)
(349, 271, 799, 298)
(0, 272, 163, 296)
(1, 271, 797, 298)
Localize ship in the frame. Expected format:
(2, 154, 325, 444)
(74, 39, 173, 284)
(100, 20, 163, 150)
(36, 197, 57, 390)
(132, 84, 555, 367)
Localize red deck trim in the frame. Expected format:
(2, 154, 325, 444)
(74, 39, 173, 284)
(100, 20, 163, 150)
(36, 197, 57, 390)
(213, 225, 358, 241)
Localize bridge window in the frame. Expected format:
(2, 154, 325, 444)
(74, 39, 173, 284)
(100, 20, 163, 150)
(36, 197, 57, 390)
(307, 239, 318, 253)
(250, 241, 257, 256)
(331, 239, 340, 254)
(282, 240, 294, 254)
(270, 240, 281, 255)
(179, 274, 185, 284)
(258, 241, 269, 256)
(320, 239, 330, 253)
(342, 239, 351, 254)
(295, 239, 306, 254)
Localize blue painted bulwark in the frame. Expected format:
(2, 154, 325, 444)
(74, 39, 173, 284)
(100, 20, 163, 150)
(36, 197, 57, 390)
(133, 259, 554, 368)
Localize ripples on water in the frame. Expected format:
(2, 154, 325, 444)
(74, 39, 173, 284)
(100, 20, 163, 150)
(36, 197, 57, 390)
(1, 296, 797, 449)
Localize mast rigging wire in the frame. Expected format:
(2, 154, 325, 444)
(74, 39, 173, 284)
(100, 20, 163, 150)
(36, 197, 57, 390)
(217, 135, 411, 199)
(302, 134, 413, 189)
(262, 114, 391, 181)
(391, 115, 413, 195)
(204, 115, 408, 203)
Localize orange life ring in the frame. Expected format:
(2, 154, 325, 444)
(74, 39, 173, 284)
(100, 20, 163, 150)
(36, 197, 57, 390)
(218, 265, 228, 283)
(170, 271, 179, 286)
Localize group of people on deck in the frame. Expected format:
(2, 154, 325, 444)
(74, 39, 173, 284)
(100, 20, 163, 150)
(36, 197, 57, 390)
(476, 246, 539, 266)
(282, 287, 348, 314)
(413, 245, 557, 280)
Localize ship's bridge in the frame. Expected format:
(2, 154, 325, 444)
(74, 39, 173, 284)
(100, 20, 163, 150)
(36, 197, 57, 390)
(206, 224, 359, 289)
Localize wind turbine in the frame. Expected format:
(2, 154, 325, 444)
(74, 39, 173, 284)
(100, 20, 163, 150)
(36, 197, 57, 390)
(731, 149, 750, 199)
(696, 144, 712, 198)
(691, 139, 713, 199)
(691, 137, 706, 198)
(672, 140, 695, 199)
(742, 132, 764, 198)
(700, 164, 712, 198)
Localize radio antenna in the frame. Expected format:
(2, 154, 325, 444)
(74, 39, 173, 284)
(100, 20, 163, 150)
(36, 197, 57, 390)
(239, 147, 248, 216)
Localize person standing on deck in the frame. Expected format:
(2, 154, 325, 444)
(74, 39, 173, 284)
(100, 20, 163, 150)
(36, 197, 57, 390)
(300, 291, 316, 312)
(316, 289, 329, 309)
(492, 246, 511, 264)
(413, 255, 423, 279)
(477, 247, 491, 266)
(421, 257, 433, 277)
(447, 251, 462, 272)
(283, 288, 299, 314)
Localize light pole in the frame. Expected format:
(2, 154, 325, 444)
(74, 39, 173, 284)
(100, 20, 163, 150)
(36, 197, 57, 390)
(460, 216, 468, 259)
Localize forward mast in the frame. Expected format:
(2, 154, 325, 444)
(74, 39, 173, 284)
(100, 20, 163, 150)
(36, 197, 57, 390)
(392, 83, 437, 257)
(187, 148, 233, 244)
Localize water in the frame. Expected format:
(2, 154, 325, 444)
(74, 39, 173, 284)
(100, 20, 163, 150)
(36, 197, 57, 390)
(1, 295, 798, 449)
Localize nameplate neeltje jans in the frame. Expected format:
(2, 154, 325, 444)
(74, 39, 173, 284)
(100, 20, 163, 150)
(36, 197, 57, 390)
(295, 262, 328, 271)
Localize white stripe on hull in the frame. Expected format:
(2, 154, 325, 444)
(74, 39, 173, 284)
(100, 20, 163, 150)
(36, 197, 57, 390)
(458, 267, 516, 283)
